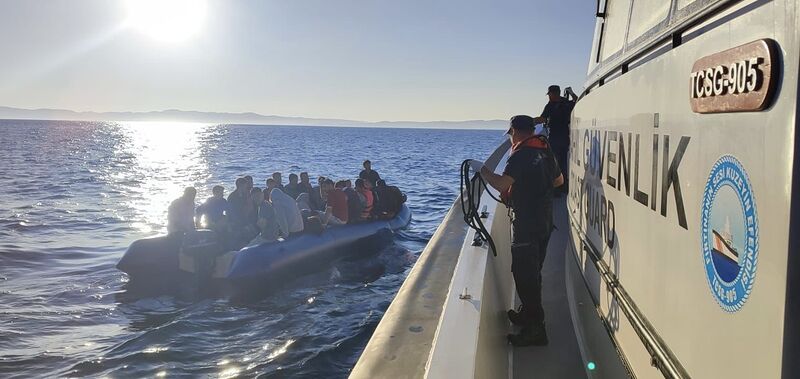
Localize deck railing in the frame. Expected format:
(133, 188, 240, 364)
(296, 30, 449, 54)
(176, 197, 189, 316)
(350, 140, 510, 379)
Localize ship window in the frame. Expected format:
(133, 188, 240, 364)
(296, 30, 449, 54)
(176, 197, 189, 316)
(599, 0, 631, 61)
(592, 0, 608, 63)
(628, 0, 670, 41)
(672, 0, 730, 25)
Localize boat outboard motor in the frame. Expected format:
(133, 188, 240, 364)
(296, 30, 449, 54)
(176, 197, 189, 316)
(177, 230, 226, 281)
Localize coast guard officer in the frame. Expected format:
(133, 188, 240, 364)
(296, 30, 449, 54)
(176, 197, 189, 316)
(468, 115, 563, 346)
(534, 85, 577, 195)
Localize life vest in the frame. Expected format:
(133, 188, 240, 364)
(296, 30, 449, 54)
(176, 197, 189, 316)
(512, 135, 550, 152)
(327, 189, 349, 223)
(500, 135, 552, 205)
(359, 189, 374, 219)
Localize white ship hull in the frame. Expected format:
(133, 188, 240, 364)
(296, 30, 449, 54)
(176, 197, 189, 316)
(567, 0, 799, 377)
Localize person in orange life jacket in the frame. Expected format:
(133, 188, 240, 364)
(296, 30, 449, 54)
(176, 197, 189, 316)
(467, 115, 564, 347)
(355, 178, 374, 220)
(325, 179, 348, 224)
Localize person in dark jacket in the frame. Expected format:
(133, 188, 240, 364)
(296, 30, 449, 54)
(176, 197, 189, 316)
(533, 85, 577, 195)
(226, 177, 249, 227)
(195, 185, 229, 228)
(255, 188, 279, 242)
(308, 176, 326, 212)
(374, 179, 405, 218)
(359, 160, 381, 187)
(284, 173, 302, 199)
(337, 180, 364, 224)
(271, 172, 285, 191)
(246, 187, 262, 228)
(299, 172, 314, 195)
(468, 115, 564, 347)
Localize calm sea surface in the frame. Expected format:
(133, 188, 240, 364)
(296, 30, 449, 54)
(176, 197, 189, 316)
(0, 120, 501, 378)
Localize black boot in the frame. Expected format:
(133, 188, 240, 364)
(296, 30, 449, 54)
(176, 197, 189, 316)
(507, 324, 548, 347)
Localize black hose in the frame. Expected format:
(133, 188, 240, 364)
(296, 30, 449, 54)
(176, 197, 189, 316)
(460, 160, 501, 256)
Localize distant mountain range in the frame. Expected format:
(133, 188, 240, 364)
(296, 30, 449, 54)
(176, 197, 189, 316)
(0, 106, 508, 130)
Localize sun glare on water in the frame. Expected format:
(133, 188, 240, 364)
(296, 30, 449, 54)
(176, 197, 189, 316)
(124, 0, 207, 43)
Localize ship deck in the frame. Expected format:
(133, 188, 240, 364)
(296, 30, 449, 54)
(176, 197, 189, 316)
(512, 196, 586, 378)
(350, 141, 590, 378)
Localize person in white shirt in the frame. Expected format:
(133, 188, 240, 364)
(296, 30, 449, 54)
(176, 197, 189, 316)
(267, 179, 304, 238)
(167, 187, 196, 234)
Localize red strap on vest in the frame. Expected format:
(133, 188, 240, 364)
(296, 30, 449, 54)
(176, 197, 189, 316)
(511, 135, 549, 152)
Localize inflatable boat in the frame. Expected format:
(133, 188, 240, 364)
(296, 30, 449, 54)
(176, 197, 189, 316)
(117, 205, 411, 288)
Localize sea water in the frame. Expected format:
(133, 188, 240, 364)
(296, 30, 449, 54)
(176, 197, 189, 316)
(0, 120, 501, 378)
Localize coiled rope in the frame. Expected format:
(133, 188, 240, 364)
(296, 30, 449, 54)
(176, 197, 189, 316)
(459, 160, 503, 256)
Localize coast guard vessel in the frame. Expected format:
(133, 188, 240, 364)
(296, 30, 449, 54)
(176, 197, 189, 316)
(352, 0, 799, 377)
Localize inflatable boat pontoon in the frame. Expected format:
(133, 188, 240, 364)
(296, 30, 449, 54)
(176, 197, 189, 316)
(117, 205, 411, 288)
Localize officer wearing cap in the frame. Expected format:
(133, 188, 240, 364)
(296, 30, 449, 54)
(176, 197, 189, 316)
(533, 85, 577, 195)
(467, 115, 564, 346)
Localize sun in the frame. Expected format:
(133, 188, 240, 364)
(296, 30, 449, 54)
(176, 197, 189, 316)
(125, 0, 208, 43)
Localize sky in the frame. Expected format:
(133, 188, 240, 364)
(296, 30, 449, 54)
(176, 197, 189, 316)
(0, 0, 596, 122)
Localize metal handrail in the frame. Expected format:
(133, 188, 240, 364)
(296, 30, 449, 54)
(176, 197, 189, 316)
(569, 215, 690, 379)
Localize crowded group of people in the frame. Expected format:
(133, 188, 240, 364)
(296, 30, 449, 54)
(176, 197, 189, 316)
(166, 160, 407, 248)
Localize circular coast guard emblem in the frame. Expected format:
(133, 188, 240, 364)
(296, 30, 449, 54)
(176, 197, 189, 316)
(700, 155, 759, 312)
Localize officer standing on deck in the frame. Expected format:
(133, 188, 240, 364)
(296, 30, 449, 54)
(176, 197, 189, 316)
(467, 115, 564, 346)
(534, 85, 577, 195)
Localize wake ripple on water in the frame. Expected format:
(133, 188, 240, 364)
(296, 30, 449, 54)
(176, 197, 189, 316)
(0, 120, 501, 378)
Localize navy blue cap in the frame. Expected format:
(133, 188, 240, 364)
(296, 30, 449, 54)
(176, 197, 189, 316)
(506, 115, 535, 134)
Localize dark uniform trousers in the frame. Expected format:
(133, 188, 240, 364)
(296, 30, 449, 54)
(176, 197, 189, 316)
(511, 218, 551, 326)
(550, 137, 569, 191)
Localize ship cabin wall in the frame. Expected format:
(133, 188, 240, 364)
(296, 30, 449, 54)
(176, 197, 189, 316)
(569, 0, 798, 378)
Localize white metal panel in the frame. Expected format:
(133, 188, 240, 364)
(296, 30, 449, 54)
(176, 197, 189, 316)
(425, 188, 506, 379)
(569, 0, 798, 378)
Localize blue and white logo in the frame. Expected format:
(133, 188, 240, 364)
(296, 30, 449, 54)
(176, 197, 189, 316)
(700, 155, 759, 312)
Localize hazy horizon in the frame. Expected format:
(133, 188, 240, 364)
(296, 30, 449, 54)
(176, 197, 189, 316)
(0, 105, 513, 130)
(0, 104, 507, 124)
(0, 0, 595, 123)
